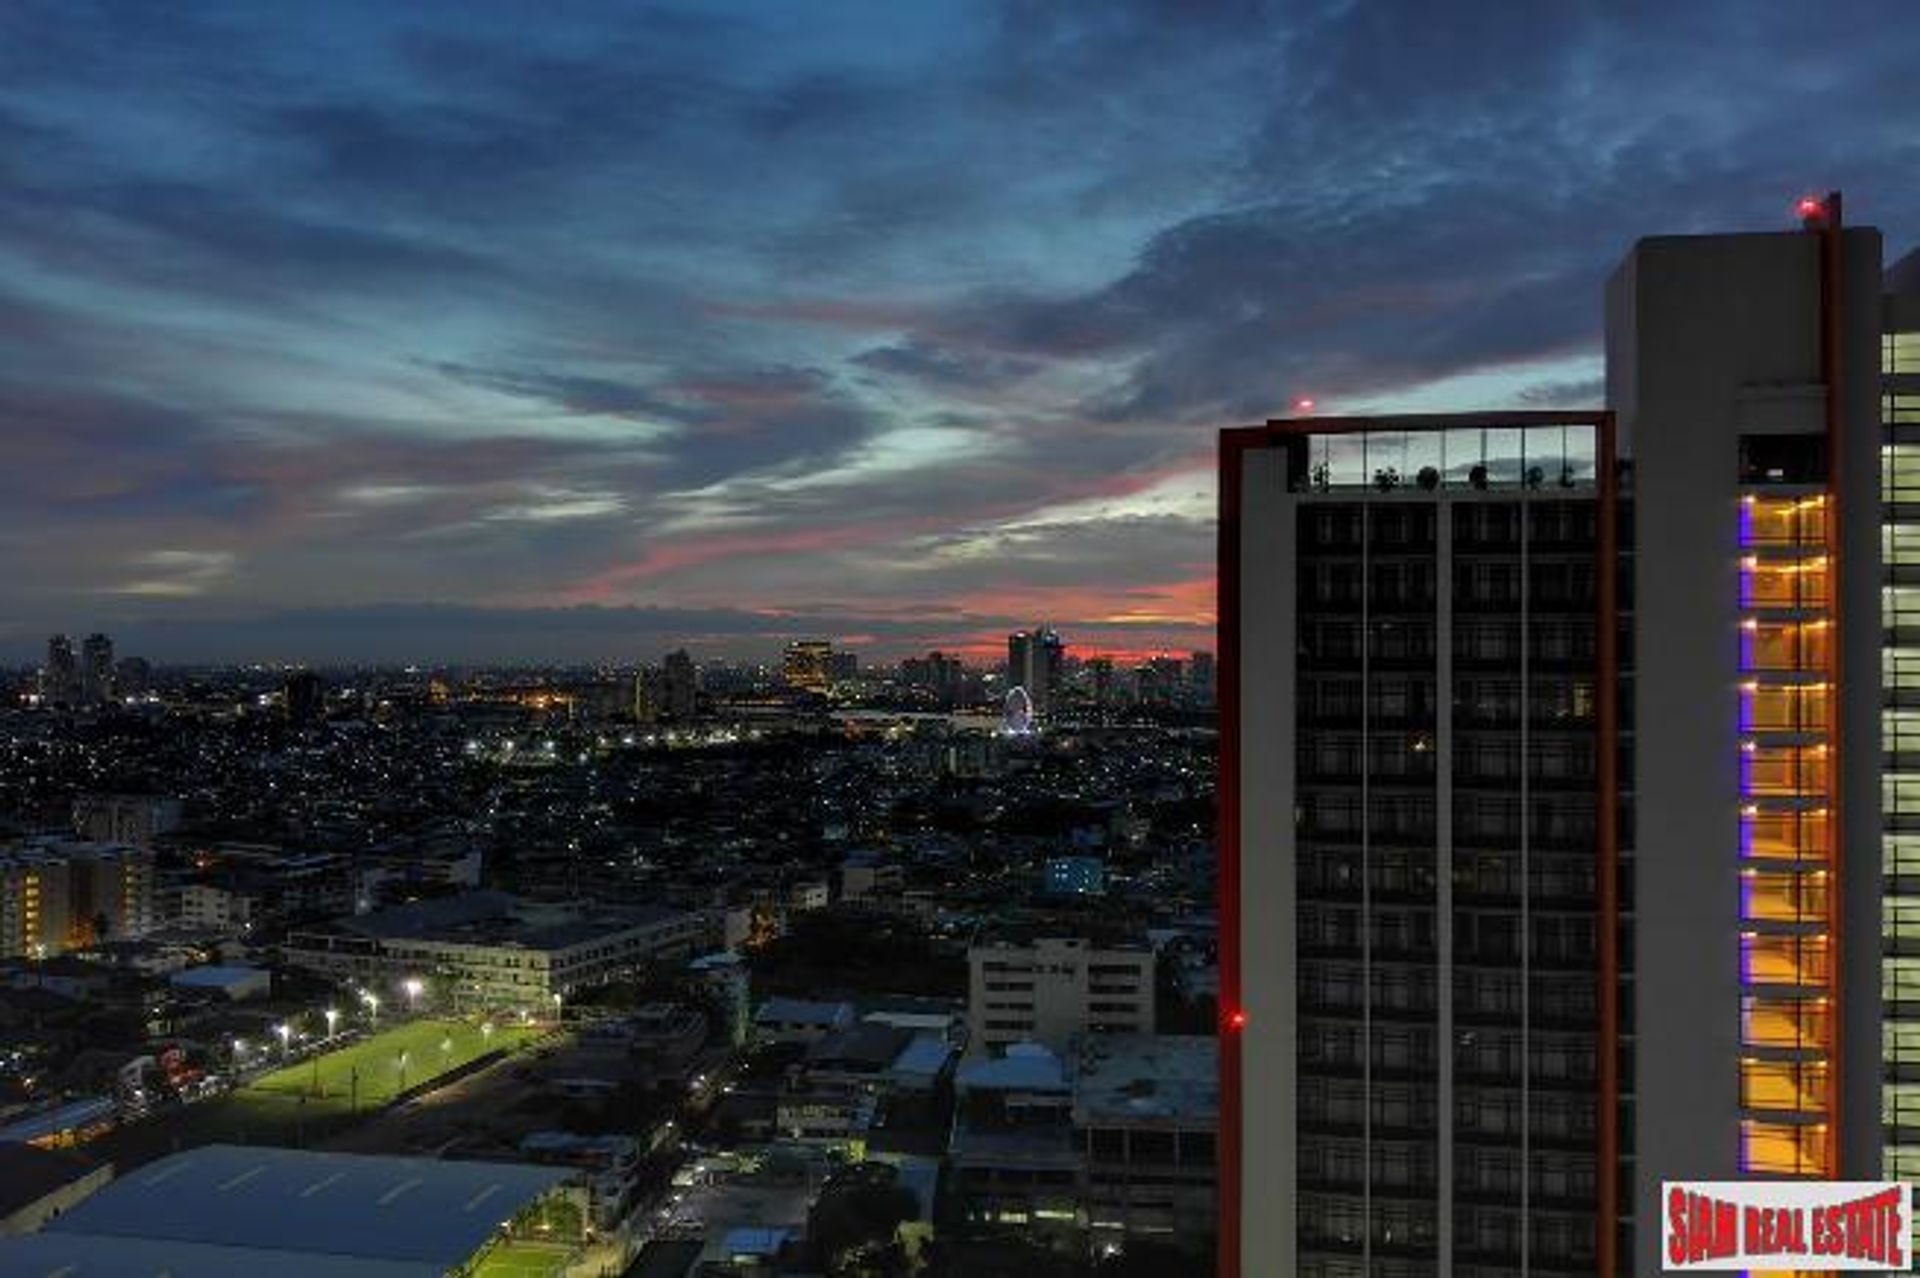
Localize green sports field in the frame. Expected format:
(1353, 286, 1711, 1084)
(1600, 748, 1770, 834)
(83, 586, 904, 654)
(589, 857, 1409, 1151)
(467, 1238, 575, 1278)
(246, 1017, 545, 1114)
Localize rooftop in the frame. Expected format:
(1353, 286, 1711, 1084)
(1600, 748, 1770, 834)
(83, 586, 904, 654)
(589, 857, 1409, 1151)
(1073, 1034, 1217, 1125)
(334, 891, 687, 951)
(36, 1145, 572, 1267)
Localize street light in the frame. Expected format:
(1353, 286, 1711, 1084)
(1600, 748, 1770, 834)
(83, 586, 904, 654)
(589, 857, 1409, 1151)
(362, 990, 380, 1025)
(275, 1022, 292, 1059)
(550, 991, 563, 1024)
(402, 977, 424, 1014)
(324, 1007, 340, 1040)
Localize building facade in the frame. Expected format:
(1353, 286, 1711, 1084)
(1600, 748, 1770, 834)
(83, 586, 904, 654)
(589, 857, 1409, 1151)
(968, 936, 1155, 1056)
(1885, 247, 1920, 1197)
(1221, 199, 1891, 1278)
(1222, 413, 1618, 1278)
(1607, 201, 1884, 1277)
(0, 840, 157, 957)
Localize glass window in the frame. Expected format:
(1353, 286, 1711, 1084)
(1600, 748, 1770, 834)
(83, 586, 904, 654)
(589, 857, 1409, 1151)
(1741, 869, 1829, 923)
(1741, 1120, 1829, 1175)
(1742, 997, 1829, 1050)
(1740, 561, 1830, 611)
(1740, 1058, 1828, 1113)
(1741, 933, 1830, 987)
(1742, 495, 1827, 547)
(1741, 619, 1830, 672)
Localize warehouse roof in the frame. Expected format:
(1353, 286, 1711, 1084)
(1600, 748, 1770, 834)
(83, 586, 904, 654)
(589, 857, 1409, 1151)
(40, 1145, 572, 1267)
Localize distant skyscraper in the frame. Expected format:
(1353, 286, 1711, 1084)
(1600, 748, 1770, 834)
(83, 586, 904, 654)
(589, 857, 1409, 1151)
(1087, 657, 1116, 707)
(662, 649, 699, 720)
(826, 650, 858, 685)
(114, 656, 152, 700)
(283, 670, 324, 725)
(1188, 651, 1216, 707)
(632, 668, 659, 723)
(79, 633, 113, 706)
(41, 634, 78, 706)
(1008, 627, 1065, 719)
(783, 640, 833, 693)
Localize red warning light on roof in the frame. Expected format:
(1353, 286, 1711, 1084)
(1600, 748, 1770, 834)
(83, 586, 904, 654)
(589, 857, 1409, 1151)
(1227, 1009, 1248, 1031)
(1797, 195, 1829, 224)
(1294, 398, 1316, 414)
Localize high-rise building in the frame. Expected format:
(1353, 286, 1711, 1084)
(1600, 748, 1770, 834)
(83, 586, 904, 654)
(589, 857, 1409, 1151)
(1606, 195, 1883, 1274)
(1221, 411, 1619, 1278)
(114, 656, 152, 700)
(662, 649, 699, 720)
(1880, 247, 1920, 1195)
(282, 670, 324, 725)
(1220, 196, 1889, 1278)
(1188, 651, 1216, 707)
(783, 640, 833, 694)
(1008, 627, 1065, 720)
(632, 668, 659, 723)
(41, 635, 78, 707)
(79, 633, 113, 707)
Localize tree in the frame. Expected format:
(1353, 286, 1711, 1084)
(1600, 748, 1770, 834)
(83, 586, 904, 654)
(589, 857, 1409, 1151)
(810, 1175, 920, 1276)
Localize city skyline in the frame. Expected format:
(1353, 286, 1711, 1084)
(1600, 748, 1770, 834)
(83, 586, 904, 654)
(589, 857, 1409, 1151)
(4, 1, 1918, 664)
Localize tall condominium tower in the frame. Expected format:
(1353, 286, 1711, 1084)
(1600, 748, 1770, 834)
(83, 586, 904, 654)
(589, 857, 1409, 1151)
(1009, 627, 1065, 720)
(42, 634, 78, 706)
(1605, 194, 1882, 1276)
(1221, 413, 1620, 1278)
(1221, 195, 1889, 1278)
(1882, 247, 1920, 1196)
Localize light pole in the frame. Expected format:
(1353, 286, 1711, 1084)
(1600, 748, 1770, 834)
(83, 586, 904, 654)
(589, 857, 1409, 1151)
(550, 991, 563, 1025)
(362, 990, 380, 1026)
(324, 1007, 340, 1040)
(402, 977, 424, 1016)
(275, 1022, 292, 1061)
(397, 1049, 409, 1093)
(232, 1038, 247, 1071)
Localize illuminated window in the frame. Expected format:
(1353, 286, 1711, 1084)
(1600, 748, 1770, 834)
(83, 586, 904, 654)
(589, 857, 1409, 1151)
(1740, 683, 1828, 733)
(1742, 496, 1828, 547)
(1743, 997, 1830, 1050)
(1741, 869, 1828, 922)
(1740, 1058, 1829, 1113)
(1886, 331, 1920, 376)
(1740, 561, 1830, 611)
(1740, 621, 1830, 672)
(1741, 1120, 1830, 1175)
(1742, 743, 1829, 798)
(1741, 933, 1830, 987)
(1886, 446, 1920, 503)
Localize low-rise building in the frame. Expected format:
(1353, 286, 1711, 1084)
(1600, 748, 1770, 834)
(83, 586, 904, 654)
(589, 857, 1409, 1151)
(968, 936, 1155, 1056)
(284, 891, 711, 1005)
(753, 997, 855, 1045)
(1072, 1034, 1217, 1251)
(949, 1043, 1082, 1234)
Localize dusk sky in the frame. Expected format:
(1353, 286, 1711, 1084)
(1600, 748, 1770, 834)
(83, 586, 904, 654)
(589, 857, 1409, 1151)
(3, 1, 1916, 666)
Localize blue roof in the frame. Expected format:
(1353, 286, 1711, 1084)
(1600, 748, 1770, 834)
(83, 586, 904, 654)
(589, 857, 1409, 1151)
(0, 1097, 116, 1144)
(0, 1233, 439, 1277)
(43, 1145, 572, 1267)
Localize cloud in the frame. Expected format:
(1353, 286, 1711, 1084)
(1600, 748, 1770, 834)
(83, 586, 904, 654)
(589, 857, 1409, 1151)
(113, 549, 238, 597)
(1, 0, 1916, 659)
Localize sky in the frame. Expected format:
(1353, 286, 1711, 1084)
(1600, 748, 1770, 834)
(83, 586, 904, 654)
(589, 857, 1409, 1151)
(2, 0, 1917, 666)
